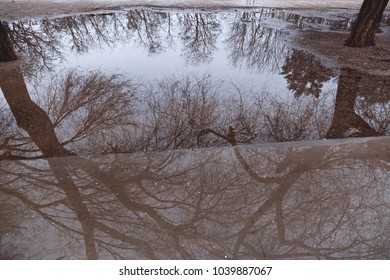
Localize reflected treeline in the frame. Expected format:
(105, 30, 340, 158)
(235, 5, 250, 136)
(178, 13, 221, 64)
(127, 10, 171, 54)
(0, 135, 389, 259)
(1, 8, 368, 72)
(225, 11, 288, 72)
(0, 66, 136, 159)
(3, 10, 221, 71)
(1, 64, 389, 159)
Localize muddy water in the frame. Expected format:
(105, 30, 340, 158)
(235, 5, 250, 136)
(0, 8, 389, 260)
(1, 134, 389, 259)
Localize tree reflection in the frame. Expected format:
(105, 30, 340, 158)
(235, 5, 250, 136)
(0, 134, 389, 259)
(231, 140, 390, 259)
(0, 22, 17, 62)
(0, 63, 388, 259)
(225, 11, 288, 73)
(0, 66, 136, 159)
(281, 52, 388, 139)
(281, 49, 336, 98)
(1, 67, 388, 157)
(135, 75, 220, 151)
(3, 8, 364, 74)
(126, 10, 171, 54)
(4, 9, 219, 71)
(1, 7, 390, 259)
(178, 13, 220, 64)
(7, 12, 130, 71)
(326, 68, 389, 138)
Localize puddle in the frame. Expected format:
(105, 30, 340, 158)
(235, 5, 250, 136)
(1, 137, 389, 259)
(0, 8, 389, 260)
(0, 8, 388, 158)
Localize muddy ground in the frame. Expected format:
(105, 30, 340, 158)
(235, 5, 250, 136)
(1, 1, 390, 76)
(293, 29, 390, 76)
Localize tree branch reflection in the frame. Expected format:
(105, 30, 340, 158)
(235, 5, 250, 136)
(0, 7, 389, 260)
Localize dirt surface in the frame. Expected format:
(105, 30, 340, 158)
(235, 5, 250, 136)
(293, 28, 390, 76)
(0, 1, 116, 20)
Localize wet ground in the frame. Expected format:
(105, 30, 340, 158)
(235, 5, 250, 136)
(1, 136, 389, 259)
(0, 6, 390, 259)
(0, 0, 376, 20)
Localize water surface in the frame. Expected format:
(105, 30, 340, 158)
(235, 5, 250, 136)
(0, 7, 389, 260)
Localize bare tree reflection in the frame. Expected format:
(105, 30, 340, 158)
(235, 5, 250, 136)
(7, 20, 62, 69)
(225, 11, 288, 73)
(5, 10, 218, 71)
(1, 135, 389, 259)
(0, 63, 389, 260)
(53, 13, 124, 53)
(126, 10, 171, 54)
(3, 8, 364, 75)
(280, 11, 355, 31)
(1, 7, 390, 260)
(7, 12, 135, 71)
(137, 75, 219, 150)
(0, 66, 136, 159)
(178, 13, 220, 64)
(232, 140, 390, 259)
(1, 65, 389, 158)
(43, 69, 136, 153)
(256, 93, 332, 141)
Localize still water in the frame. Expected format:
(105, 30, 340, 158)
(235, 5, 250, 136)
(0, 8, 389, 260)
(1, 8, 389, 157)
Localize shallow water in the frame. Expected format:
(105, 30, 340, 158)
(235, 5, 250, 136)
(1, 8, 388, 158)
(0, 8, 389, 260)
(1, 136, 389, 259)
